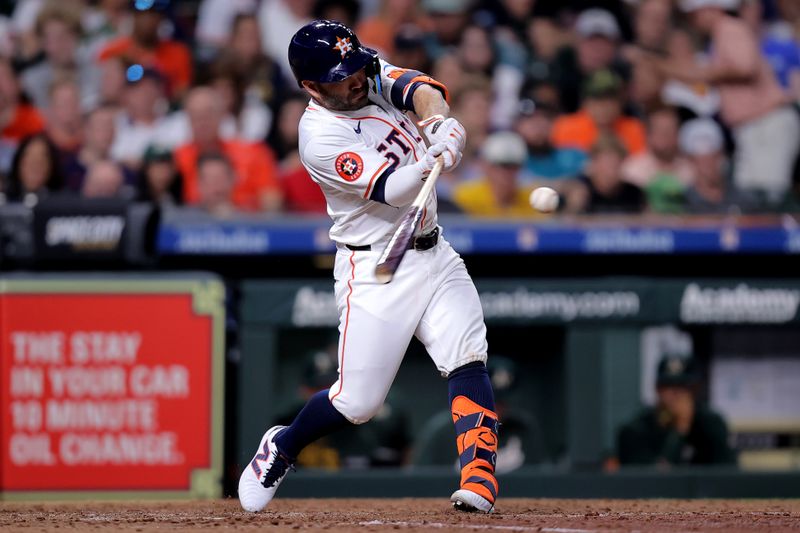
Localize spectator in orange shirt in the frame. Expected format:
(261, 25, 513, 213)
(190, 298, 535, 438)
(357, 0, 424, 56)
(551, 69, 647, 156)
(97, 3, 192, 100)
(174, 86, 282, 212)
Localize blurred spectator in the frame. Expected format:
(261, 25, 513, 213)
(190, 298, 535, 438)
(63, 105, 132, 192)
(357, 0, 422, 56)
(622, 106, 694, 213)
(389, 24, 431, 73)
(258, 0, 314, 84)
(0, 57, 45, 171)
(223, 13, 288, 112)
(573, 135, 646, 214)
(82, 0, 131, 50)
(174, 86, 282, 212)
(5, 133, 63, 204)
(270, 95, 327, 213)
(514, 98, 586, 181)
(551, 8, 629, 113)
(45, 79, 84, 155)
(196, 152, 238, 218)
(110, 68, 167, 168)
(456, 23, 524, 129)
(207, 57, 272, 142)
(422, 0, 472, 61)
(136, 144, 182, 205)
(658, 28, 720, 119)
(655, 0, 800, 204)
(96, 56, 127, 111)
(313, 0, 360, 29)
(617, 355, 736, 467)
(452, 131, 538, 217)
(449, 78, 493, 178)
(552, 69, 647, 156)
(195, 0, 258, 58)
(680, 118, 759, 214)
(20, 2, 99, 111)
(81, 159, 127, 199)
(741, 0, 800, 100)
(98, 2, 193, 99)
(633, 0, 673, 53)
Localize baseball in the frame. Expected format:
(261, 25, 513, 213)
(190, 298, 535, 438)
(529, 187, 559, 213)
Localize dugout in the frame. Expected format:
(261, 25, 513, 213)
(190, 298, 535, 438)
(237, 277, 800, 496)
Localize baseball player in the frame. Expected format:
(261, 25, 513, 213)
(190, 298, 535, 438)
(239, 20, 499, 514)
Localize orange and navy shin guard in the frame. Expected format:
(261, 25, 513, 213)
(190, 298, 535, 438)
(451, 395, 499, 505)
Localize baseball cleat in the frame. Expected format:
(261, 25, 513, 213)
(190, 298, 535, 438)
(451, 488, 494, 513)
(238, 425, 294, 512)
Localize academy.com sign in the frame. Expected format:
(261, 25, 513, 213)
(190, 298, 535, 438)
(680, 283, 800, 324)
(480, 289, 640, 321)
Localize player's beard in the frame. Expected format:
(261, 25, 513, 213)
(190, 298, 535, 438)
(316, 85, 370, 111)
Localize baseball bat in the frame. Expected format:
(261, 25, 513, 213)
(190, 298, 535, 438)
(374, 158, 444, 284)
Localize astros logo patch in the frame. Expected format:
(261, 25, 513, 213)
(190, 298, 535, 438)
(335, 152, 363, 181)
(333, 37, 353, 58)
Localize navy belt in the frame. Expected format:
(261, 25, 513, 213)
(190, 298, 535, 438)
(346, 227, 439, 252)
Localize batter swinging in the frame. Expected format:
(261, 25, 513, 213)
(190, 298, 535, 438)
(239, 20, 499, 514)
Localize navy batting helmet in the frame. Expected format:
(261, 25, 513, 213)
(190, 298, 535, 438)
(288, 20, 380, 87)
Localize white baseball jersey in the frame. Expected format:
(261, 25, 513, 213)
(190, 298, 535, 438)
(298, 59, 443, 246)
(296, 58, 488, 425)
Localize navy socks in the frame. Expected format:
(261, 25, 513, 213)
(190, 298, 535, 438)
(447, 361, 496, 411)
(273, 389, 350, 460)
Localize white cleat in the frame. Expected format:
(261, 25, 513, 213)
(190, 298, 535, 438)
(450, 488, 494, 513)
(238, 425, 294, 512)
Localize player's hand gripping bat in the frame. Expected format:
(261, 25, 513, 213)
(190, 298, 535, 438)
(374, 158, 444, 284)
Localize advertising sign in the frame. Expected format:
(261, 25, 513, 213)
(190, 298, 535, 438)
(0, 276, 224, 498)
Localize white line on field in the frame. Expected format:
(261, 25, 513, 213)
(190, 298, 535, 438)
(358, 520, 596, 532)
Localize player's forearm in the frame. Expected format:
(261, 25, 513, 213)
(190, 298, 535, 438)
(412, 84, 450, 120)
(381, 164, 427, 207)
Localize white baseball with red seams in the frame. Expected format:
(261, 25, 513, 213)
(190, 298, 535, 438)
(298, 59, 488, 424)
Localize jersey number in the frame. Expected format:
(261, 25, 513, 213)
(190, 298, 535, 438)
(376, 129, 411, 173)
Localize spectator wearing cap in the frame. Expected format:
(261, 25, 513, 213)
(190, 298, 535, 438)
(452, 131, 540, 218)
(572, 135, 646, 214)
(551, 8, 630, 113)
(174, 86, 282, 212)
(552, 69, 647, 156)
(110, 67, 168, 169)
(514, 98, 586, 181)
(357, 0, 426, 57)
(622, 106, 695, 213)
(98, 2, 193, 100)
(421, 0, 472, 62)
(20, 2, 100, 112)
(679, 118, 760, 214)
(617, 355, 736, 467)
(654, 0, 800, 205)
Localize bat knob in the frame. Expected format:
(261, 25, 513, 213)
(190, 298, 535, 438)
(374, 264, 393, 284)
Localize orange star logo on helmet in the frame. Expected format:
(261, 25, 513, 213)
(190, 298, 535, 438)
(333, 36, 353, 59)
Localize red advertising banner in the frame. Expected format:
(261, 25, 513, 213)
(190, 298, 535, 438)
(0, 278, 224, 496)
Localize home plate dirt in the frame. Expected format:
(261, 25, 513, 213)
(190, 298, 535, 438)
(1, 499, 799, 532)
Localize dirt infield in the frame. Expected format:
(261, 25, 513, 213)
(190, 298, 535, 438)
(1, 498, 799, 532)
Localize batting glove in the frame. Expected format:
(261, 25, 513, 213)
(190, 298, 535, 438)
(417, 142, 462, 174)
(418, 115, 467, 153)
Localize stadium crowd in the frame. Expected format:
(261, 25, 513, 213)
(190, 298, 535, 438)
(0, 0, 799, 217)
